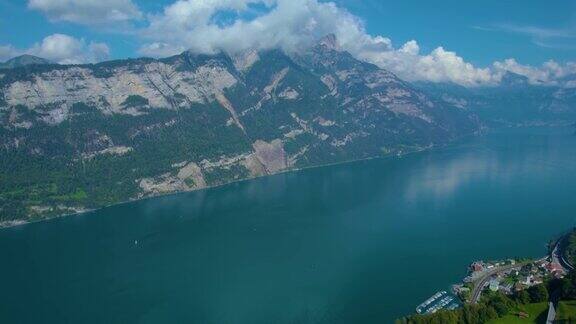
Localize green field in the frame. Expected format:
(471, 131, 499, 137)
(486, 303, 548, 324)
(556, 300, 576, 321)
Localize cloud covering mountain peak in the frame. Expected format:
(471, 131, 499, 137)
(136, 0, 575, 87)
(2, 0, 575, 87)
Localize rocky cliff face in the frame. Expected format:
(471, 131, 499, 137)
(1, 53, 238, 122)
(0, 37, 479, 223)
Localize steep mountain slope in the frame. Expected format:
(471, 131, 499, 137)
(0, 38, 479, 223)
(0, 55, 52, 69)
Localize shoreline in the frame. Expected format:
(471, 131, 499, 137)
(1, 123, 571, 230)
(0, 141, 446, 230)
(411, 232, 571, 317)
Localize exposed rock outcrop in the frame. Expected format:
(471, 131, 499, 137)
(253, 140, 287, 173)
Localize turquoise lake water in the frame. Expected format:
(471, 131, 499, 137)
(1, 127, 576, 323)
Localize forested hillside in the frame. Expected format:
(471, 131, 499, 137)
(0, 37, 480, 224)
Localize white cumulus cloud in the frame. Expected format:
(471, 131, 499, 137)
(492, 59, 576, 85)
(28, 0, 142, 25)
(138, 42, 186, 58)
(357, 40, 498, 87)
(0, 34, 110, 64)
(138, 0, 571, 87)
(0, 45, 21, 63)
(140, 0, 361, 55)
(15, 0, 576, 87)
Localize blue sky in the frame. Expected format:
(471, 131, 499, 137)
(0, 0, 574, 86)
(337, 0, 576, 66)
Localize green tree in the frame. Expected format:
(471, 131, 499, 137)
(514, 289, 531, 304)
(486, 292, 515, 316)
(527, 284, 549, 303)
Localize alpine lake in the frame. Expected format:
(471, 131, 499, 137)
(1, 126, 576, 323)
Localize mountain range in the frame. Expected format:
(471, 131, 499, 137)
(414, 72, 576, 126)
(0, 35, 572, 224)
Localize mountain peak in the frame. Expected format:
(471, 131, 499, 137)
(316, 34, 340, 51)
(500, 71, 530, 88)
(0, 54, 52, 69)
